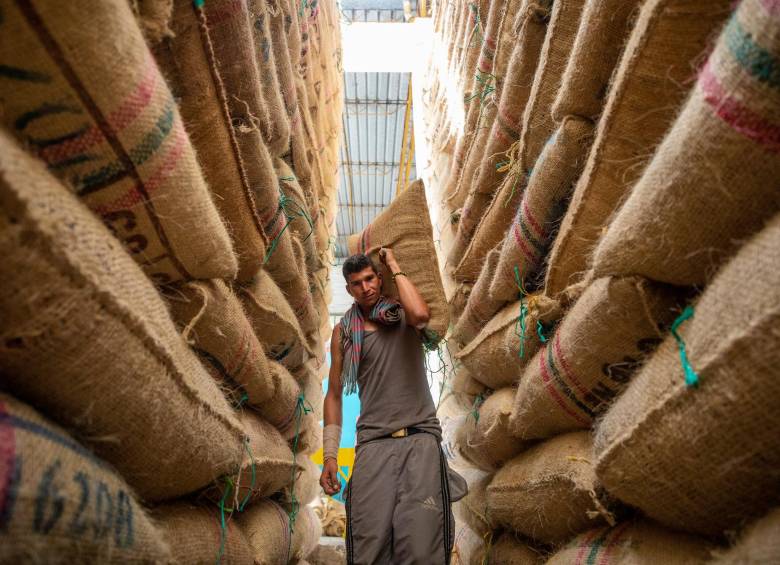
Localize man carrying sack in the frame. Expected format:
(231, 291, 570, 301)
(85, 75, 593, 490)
(320, 248, 466, 564)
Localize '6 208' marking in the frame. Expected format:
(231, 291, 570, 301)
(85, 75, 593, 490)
(31, 458, 134, 547)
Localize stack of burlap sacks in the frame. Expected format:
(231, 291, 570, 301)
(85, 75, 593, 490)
(425, 0, 780, 562)
(0, 0, 343, 562)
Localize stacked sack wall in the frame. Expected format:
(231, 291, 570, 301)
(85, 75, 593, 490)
(426, 0, 780, 560)
(0, 0, 342, 561)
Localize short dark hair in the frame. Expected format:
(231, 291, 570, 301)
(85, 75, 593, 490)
(342, 253, 378, 281)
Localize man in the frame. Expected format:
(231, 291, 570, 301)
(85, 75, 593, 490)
(320, 249, 463, 564)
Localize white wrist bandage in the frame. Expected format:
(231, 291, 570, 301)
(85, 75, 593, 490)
(323, 424, 341, 462)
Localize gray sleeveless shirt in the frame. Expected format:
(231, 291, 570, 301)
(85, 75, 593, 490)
(344, 309, 441, 445)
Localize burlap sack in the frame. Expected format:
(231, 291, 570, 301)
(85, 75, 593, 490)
(152, 0, 267, 282)
(458, 476, 496, 538)
(292, 410, 323, 456)
(545, 0, 733, 296)
(275, 453, 321, 510)
(593, 0, 780, 286)
(203, 411, 296, 506)
(132, 0, 174, 44)
(455, 298, 560, 389)
(156, 502, 254, 565)
(240, 499, 321, 564)
(483, 533, 541, 565)
(452, 248, 504, 346)
(279, 236, 320, 347)
(248, 0, 291, 156)
(456, 0, 490, 96)
(0, 0, 237, 284)
(445, 0, 526, 211)
(509, 276, 681, 440)
(347, 180, 450, 343)
(454, 0, 586, 282)
(594, 213, 780, 536)
(489, 117, 595, 303)
(0, 393, 171, 563)
(442, 0, 508, 206)
(0, 131, 244, 501)
(294, 359, 325, 421)
(487, 431, 608, 544)
(241, 269, 313, 371)
(449, 282, 473, 322)
(546, 520, 712, 565)
(457, 388, 528, 471)
(449, 2, 551, 263)
(165, 280, 300, 431)
(275, 159, 319, 277)
(452, 366, 488, 407)
(551, 0, 641, 121)
(712, 508, 780, 565)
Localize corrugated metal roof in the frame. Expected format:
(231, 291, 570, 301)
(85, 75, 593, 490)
(336, 70, 416, 257)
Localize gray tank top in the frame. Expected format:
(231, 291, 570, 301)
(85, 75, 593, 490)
(344, 309, 441, 444)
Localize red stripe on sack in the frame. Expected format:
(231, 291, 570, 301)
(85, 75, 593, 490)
(598, 523, 630, 565)
(522, 200, 546, 240)
(700, 62, 780, 153)
(512, 221, 537, 263)
(575, 528, 606, 565)
(41, 55, 159, 165)
(539, 346, 590, 426)
(761, 0, 780, 16)
(485, 35, 497, 50)
(553, 334, 590, 397)
(0, 401, 17, 527)
(93, 122, 187, 216)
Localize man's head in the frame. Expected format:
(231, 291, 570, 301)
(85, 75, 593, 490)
(342, 253, 382, 310)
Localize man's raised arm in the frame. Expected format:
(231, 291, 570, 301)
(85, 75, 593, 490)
(379, 247, 430, 329)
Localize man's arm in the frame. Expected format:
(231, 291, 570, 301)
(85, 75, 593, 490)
(380, 247, 431, 329)
(320, 325, 344, 496)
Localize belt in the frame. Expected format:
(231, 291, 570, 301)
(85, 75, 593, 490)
(389, 426, 425, 439)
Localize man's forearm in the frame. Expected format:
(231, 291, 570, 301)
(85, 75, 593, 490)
(386, 258, 430, 327)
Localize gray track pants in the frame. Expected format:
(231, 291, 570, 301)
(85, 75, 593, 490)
(345, 432, 454, 565)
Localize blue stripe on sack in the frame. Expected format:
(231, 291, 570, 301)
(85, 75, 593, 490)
(725, 15, 780, 88)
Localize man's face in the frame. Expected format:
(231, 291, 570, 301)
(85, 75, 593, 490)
(346, 266, 382, 309)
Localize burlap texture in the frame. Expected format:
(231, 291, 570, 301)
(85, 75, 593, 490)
(454, 0, 586, 282)
(489, 117, 595, 303)
(0, 393, 171, 564)
(712, 508, 780, 565)
(156, 502, 254, 565)
(0, 131, 244, 501)
(275, 158, 320, 278)
(240, 499, 321, 564)
(449, 282, 474, 323)
(294, 359, 325, 421)
(442, 0, 508, 207)
(132, 0, 174, 44)
(593, 0, 780, 286)
(452, 248, 504, 346)
(464, 3, 550, 210)
(551, 0, 641, 121)
(449, 2, 551, 264)
(275, 453, 321, 510)
(594, 213, 780, 536)
(509, 276, 681, 440)
(165, 280, 300, 431)
(0, 0, 237, 284)
(457, 388, 528, 471)
(455, 298, 560, 389)
(452, 366, 488, 407)
(203, 411, 296, 506)
(487, 431, 608, 544)
(153, 0, 267, 282)
(546, 520, 712, 565)
(248, 0, 291, 156)
(458, 476, 496, 539)
(241, 269, 313, 371)
(545, 0, 733, 296)
(483, 533, 542, 565)
(292, 410, 323, 456)
(347, 180, 450, 341)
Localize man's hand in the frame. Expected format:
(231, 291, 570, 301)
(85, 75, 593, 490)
(320, 458, 342, 496)
(378, 247, 399, 272)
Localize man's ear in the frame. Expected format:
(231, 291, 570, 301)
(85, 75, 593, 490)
(345, 284, 353, 298)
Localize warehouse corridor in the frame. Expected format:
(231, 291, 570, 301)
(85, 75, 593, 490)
(0, 0, 779, 563)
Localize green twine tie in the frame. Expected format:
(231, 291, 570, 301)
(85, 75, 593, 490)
(536, 320, 547, 343)
(513, 266, 528, 359)
(671, 305, 699, 388)
(469, 394, 485, 424)
(263, 189, 314, 264)
(193, 0, 205, 7)
(287, 393, 314, 559)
